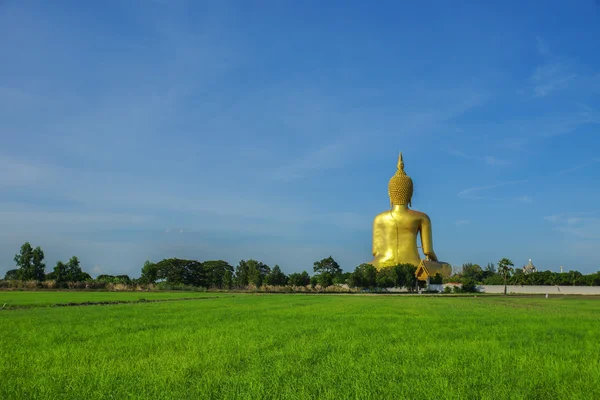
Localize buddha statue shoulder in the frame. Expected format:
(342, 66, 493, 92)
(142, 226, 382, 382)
(371, 153, 438, 269)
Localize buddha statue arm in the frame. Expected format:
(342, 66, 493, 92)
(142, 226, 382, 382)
(372, 216, 384, 259)
(420, 215, 438, 261)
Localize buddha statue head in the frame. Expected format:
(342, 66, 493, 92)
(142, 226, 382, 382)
(388, 152, 413, 207)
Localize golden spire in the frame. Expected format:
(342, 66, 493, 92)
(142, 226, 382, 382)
(397, 152, 405, 174)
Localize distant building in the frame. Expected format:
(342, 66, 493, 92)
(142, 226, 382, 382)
(523, 259, 537, 275)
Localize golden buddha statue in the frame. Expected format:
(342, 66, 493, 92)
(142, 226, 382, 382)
(371, 153, 441, 270)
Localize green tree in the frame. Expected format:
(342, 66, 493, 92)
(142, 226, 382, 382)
(300, 271, 311, 286)
(333, 271, 351, 285)
(52, 256, 85, 284)
(80, 272, 92, 281)
(483, 274, 504, 285)
(430, 273, 443, 284)
(53, 261, 68, 285)
(156, 258, 187, 285)
(96, 274, 116, 283)
(223, 269, 234, 289)
(313, 256, 342, 289)
(569, 270, 585, 286)
(528, 270, 545, 285)
(347, 270, 361, 288)
(585, 272, 600, 286)
(462, 263, 483, 282)
(203, 260, 234, 288)
(14, 242, 45, 281)
(154, 258, 207, 286)
(555, 272, 571, 286)
(115, 275, 132, 284)
(497, 258, 514, 295)
(538, 270, 556, 285)
(484, 262, 496, 274)
(391, 263, 418, 291)
(511, 268, 525, 285)
(460, 278, 477, 293)
(364, 264, 377, 288)
(235, 260, 250, 287)
(96, 274, 130, 284)
(481, 263, 497, 281)
(246, 260, 270, 287)
(65, 256, 84, 282)
(313, 256, 342, 276)
(264, 265, 287, 286)
(4, 269, 18, 280)
(140, 260, 158, 284)
(182, 261, 205, 287)
(317, 272, 333, 288)
(353, 263, 377, 288)
(234, 260, 269, 287)
(288, 271, 311, 286)
(376, 267, 396, 288)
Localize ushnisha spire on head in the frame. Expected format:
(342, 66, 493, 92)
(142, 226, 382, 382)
(388, 151, 413, 207)
(397, 152, 405, 173)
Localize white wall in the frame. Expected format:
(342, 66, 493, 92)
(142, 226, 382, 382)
(476, 285, 600, 295)
(356, 285, 600, 295)
(428, 284, 444, 292)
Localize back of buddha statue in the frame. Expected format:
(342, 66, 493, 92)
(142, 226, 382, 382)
(372, 206, 424, 268)
(371, 153, 437, 269)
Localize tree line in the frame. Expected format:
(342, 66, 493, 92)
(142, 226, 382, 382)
(3, 242, 600, 291)
(138, 257, 423, 291)
(4, 242, 422, 291)
(450, 259, 600, 288)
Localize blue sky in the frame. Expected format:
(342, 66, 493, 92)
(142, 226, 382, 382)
(1, 0, 599, 278)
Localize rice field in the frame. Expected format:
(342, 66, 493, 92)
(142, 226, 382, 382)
(1, 293, 599, 399)
(0, 290, 218, 308)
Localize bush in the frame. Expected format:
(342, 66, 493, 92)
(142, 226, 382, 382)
(430, 273, 443, 284)
(460, 278, 478, 293)
(0, 280, 41, 289)
(483, 274, 504, 285)
(41, 280, 58, 289)
(317, 272, 334, 288)
(443, 286, 452, 294)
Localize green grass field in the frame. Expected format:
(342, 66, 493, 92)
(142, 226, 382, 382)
(1, 293, 599, 399)
(0, 290, 219, 307)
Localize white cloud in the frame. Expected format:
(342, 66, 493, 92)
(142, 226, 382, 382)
(544, 212, 600, 239)
(516, 195, 533, 203)
(457, 180, 527, 199)
(268, 138, 358, 182)
(531, 62, 577, 98)
(558, 158, 600, 175)
(491, 109, 598, 151)
(483, 156, 512, 167)
(544, 215, 562, 223)
(0, 155, 371, 238)
(527, 38, 583, 98)
(447, 149, 512, 167)
(0, 210, 151, 226)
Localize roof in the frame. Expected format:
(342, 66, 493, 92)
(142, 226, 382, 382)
(415, 260, 452, 280)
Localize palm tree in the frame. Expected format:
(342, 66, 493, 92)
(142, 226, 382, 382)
(497, 258, 514, 295)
